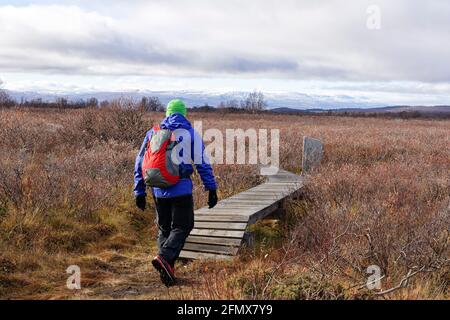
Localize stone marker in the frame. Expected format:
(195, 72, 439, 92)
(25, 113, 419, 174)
(302, 136, 323, 174)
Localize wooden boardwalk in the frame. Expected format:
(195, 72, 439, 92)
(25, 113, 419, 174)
(179, 169, 303, 260)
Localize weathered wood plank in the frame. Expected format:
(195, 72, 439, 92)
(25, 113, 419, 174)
(182, 243, 239, 255)
(214, 202, 271, 207)
(229, 194, 282, 199)
(194, 221, 247, 230)
(179, 250, 232, 260)
(246, 189, 289, 192)
(190, 229, 245, 238)
(221, 198, 275, 203)
(196, 208, 253, 213)
(252, 187, 300, 192)
(186, 235, 242, 246)
(197, 206, 255, 211)
(242, 189, 296, 195)
(217, 202, 274, 208)
(196, 210, 254, 216)
(194, 214, 249, 222)
(196, 211, 249, 216)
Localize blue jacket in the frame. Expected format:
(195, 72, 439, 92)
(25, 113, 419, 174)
(134, 113, 217, 198)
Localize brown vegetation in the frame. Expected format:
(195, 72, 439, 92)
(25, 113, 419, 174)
(0, 105, 448, 299)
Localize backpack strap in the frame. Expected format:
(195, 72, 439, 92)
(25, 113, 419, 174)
(150, 124, 177, 144)
(146, 125, 161, 151)
(170, 131, 177, 142)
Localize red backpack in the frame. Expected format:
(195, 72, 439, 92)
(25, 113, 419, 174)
(141, 125, 180, 188)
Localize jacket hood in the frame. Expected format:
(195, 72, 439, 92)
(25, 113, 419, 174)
(160, 113, 192, 130)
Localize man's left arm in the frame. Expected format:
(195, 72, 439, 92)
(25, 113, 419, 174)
(191, 130, 218, 207)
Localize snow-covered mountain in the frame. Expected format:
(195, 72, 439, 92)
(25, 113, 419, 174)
(6, 90, 382, 110)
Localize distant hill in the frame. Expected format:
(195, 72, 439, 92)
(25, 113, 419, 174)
(5, 89, 450, 116)
(271, 105, 450, 115)
(5, 89, 380, 110)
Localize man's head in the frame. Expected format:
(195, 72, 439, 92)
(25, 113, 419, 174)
(166, 99, 187, 117)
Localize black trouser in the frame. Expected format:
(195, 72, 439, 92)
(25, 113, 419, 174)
(154, 194, 194, 267)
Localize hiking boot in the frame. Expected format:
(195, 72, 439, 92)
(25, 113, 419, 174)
(151, 255, 176, 287)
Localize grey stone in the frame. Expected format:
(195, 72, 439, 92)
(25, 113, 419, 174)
(302, 136, 323, 174)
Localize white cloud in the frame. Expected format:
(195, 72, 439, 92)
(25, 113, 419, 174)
(0, 0, 449, 104)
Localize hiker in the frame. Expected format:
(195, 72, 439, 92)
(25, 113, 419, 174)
(133, 99, 218, 286)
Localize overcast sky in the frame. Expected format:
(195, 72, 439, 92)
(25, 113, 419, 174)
(1, 0, 449, 105)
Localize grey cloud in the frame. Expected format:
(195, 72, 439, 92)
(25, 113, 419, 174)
(214, 56, 298, 73)
(0, 0, 449, 83)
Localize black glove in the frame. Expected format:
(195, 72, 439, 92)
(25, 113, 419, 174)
(135, 195, 146, 211)
(208, 190, 218, 209)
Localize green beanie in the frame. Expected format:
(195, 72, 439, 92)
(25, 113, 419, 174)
(166, 99, 187, 117)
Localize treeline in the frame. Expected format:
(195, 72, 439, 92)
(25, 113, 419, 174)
(0, 89, 267, 114)
(189, 91, 268, 114)
(2, 89, 447, 119)
(0, 91, 166, 112)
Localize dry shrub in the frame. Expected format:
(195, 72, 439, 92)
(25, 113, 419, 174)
(279, 117, 449, 299)
(0, 109, 448, 299)
(0, 103, 148, 257)
(64, 98, 149, 148)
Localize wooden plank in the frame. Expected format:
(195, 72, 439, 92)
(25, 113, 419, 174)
(196, 210, 254, 216)
(230, 193, 284, 198)
(244, 189, 295, 195)
(212, 205, 273, 211)
(229, 195, 282, 199)
(196, 210, 252, 216)
(238, 190, 289, 194)
(250, 185, 297, 190)
(222, 197, 278, 202)
(237, 193, 289, 197)
(231, 193, 293, 200)
(243, 190, 281, 194)
(196, 207, 254, 213)
(217, 202, 275, 208)
(179, 250, 231, 260)
(211, 207, 268, 212)
(238, 196, 288, 201)
(269, 180, 301, 184)
(194, 221, 247, 230)
(186, 235, 242, 246)
(190, 229, 245, 238)
(257, 181, 300, 185)
(246, 186, 289, 191)
(198, 212, 254, 218)
(216, 203, 273, 208)
(196, 209, 251, 214)
(210, 208, 269, 214)
(194, 215, 249, 223)
(214, 203, 270, 208)
(252, 187, 299, 193)
(220, 199, 275, 205)
(196, 207, 253, 213)
(231, 194, 285, 200)
(182, 243, 239, 255)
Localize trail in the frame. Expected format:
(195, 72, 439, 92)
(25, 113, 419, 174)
(31, 249, 202, 300)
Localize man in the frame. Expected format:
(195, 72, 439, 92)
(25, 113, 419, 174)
(134, 99, 218, 286)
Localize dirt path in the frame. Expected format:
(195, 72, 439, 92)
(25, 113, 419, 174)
(24, 249, 203, 300)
